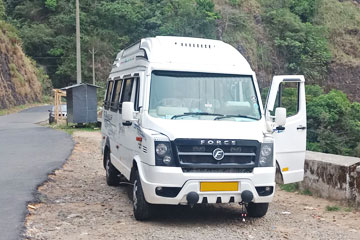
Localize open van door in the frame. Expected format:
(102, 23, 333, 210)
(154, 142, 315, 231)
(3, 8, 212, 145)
(266, 75, 306, 184)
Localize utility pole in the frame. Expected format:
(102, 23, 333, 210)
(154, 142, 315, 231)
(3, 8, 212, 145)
(89, 47, 97, 85)
(76, 0, 82, 84)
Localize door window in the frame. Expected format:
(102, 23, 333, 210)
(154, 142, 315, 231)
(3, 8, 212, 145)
(131, 78, 140, 111)
(104, 81, 114, 110)
(119, 78, 134, 113)
(273, 82, 300, 117)
(110, 79, 123, 111)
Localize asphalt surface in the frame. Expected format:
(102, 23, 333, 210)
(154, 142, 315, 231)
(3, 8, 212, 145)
(0, 106, 74, 240)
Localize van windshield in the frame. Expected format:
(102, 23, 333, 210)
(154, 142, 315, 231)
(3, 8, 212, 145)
(149, 71, 261, 121)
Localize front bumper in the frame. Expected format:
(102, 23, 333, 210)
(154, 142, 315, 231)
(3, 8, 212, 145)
(137, 161, 275, 205)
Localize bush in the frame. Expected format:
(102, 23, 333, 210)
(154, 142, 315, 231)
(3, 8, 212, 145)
(307, 89, 360, 156)
(262, 0, 331, 83)
(0, 0, 5, 20)
(266, 84, 360, 157)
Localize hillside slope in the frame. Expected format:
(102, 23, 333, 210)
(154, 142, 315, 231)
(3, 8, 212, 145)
(215, 0, 360, 101)
(316, 0, 360, 99)
(0, 21, 43, 109)
(3, 0, 359, 102)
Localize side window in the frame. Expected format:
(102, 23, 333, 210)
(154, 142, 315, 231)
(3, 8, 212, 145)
(110, 79, 123, 111)
(133, 77, 140, 111)
(274, 82, 300, 117)
(119, 78, 134, 113)
(104, 81, 114, 110)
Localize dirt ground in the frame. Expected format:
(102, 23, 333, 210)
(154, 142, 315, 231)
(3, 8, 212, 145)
(24, 131, 360, 240)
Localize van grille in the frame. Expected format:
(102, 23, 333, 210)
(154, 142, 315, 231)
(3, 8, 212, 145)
(173, 139, 260, 172)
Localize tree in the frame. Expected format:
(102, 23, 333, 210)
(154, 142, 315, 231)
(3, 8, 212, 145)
(0, 0, 5, 19)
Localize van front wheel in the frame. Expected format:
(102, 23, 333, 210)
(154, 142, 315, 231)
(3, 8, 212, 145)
(132, 170, 152, 220)
(246, 202, 269, 218)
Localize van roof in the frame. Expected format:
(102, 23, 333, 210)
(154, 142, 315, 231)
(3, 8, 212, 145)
(112, 36, 252, 73)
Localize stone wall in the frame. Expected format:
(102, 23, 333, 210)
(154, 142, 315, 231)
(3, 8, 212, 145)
(299, 151, 360, 207)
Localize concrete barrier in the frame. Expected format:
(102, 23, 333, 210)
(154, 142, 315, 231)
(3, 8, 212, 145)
(299, 151, 360, 207)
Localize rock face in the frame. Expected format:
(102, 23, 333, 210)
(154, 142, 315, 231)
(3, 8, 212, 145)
(327, 63, 360, 102)
(0, 22, 42, 109)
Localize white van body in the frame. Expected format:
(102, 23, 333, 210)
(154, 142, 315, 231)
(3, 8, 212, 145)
(101, 36, 306, 219)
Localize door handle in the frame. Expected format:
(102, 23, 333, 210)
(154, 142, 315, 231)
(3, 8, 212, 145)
(297, 126, 306, 130)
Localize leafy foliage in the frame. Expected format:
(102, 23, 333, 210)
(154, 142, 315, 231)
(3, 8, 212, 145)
(6, 0, 218, 87)
(45, 0, 57, 11)
(307, 90, 360, 156)
(261, 0, 331, 83)
(277, 84, 360, 157)
(0, 0, 5, 20)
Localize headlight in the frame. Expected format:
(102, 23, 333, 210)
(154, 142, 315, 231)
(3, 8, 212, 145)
(163, 155, 172, 165)
(156, 143, 168, 156)
(261, 145, 272, 157)
(259, 142, 274, 167)
(155, 141, 175, 167)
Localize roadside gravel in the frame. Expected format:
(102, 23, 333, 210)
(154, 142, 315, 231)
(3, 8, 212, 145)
(24, 131, 360, 240)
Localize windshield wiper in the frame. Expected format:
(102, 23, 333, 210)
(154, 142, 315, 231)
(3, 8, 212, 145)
(214, 114, 259, 121)
(171, 112, 224, 119)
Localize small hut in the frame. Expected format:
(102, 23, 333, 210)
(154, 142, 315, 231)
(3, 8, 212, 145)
(62, 83, 100, 124)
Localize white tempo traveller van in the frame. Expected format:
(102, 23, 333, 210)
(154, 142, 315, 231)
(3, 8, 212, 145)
(101, 36, 306, 220)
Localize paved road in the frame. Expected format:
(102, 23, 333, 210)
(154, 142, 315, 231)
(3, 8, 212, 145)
(0, 106, 74, 240)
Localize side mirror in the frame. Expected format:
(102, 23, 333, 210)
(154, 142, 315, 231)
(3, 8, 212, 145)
(275, 107, 286, 130)
(122, 102, 135, 125)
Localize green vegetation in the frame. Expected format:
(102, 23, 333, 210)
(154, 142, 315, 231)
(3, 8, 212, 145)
(279, 183, 312, 196)
(273, 84, 360, 157)
(314, 0, 360, 66)
(261, 0, 331, 82)
(344, 207, 353, 212)
(300, 189, 313, 196)
(51, 123, 100, 135)
(2, 0, 359, 156)
(325, 205, 340, 212)
(5, 0, 218, 87)
(307, 89, 360, 156)
(0, 0, 5, 20)
(280, 183, 298, 192)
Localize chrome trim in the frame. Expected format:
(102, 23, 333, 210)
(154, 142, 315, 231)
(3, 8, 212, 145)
(225, 153, 256, 156)
(178, 152, 212, 156)
(178, 152, 255, 157)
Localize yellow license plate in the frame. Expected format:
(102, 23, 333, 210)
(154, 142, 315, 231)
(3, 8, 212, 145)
(200, 182, 238, 192)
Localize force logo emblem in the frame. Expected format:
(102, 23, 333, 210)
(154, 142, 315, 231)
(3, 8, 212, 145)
(212, 148, 225, 161)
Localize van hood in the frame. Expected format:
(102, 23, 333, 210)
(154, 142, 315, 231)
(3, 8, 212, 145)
(143, 117, 265, 142)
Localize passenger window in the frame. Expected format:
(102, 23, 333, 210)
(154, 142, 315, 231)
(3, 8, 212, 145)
(131, 78, 140, 111)
(274, 82, 300, 117)
(110, 79, 123, 111)
(104, 81, 113, 110)
(119, 78, 134, 113)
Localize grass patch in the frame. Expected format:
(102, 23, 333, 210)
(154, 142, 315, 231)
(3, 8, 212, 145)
(344, 207, 353, 212)
(280, 184, 313, 196)
(326, 205, 341, 212)
(300, 189, 313, 196)
(51, 123, 100, 135)
(279, 183, 298, 192)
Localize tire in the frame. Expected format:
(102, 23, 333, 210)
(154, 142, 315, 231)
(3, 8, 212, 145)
(246, 202, 269, 218)
(49, 116, 54, 124)
(132, 170, 152, 220)
(104, 150, 121, 186)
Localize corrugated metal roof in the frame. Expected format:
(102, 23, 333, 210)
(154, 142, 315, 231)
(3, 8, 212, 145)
(61, 83, 101, 90)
